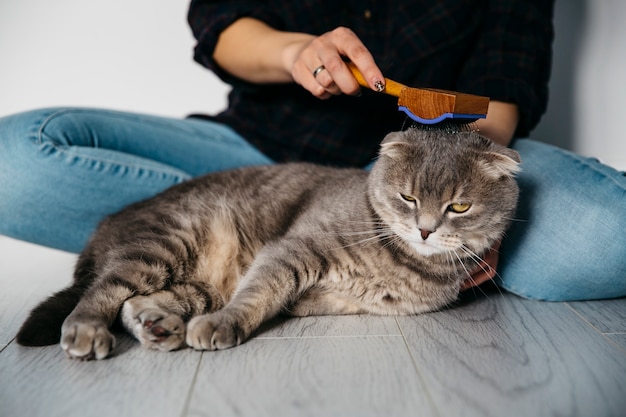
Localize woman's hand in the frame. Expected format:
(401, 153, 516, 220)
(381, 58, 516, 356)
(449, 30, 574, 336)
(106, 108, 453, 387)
(287, 27, 384, 99)
(460, 240, 501, 292)
(213, 19, 384, 99)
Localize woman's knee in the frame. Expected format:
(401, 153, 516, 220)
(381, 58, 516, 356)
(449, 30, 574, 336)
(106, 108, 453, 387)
(497, 139, 626, 301)
(499, 211, 626, 301)
(0, 107, 76, 145)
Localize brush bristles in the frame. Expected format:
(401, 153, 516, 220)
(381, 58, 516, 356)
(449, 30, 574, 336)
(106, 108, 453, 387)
(402, 119, 479, 134)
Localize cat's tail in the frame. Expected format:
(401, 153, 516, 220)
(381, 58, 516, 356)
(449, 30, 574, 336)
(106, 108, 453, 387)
(16, 284, 85, 346)
(16, 255, 95, 346)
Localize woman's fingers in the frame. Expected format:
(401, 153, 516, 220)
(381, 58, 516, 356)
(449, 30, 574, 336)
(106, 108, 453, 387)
(290, 27, 384, 99)
(326, 27, 384, 91)
(460, 240, 502, 291)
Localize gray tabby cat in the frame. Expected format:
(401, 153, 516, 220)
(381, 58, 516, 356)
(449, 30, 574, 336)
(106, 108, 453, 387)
(16, 128, 520, 360)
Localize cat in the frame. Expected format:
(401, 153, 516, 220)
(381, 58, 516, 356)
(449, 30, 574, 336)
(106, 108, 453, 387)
(16, 127, 520, 360)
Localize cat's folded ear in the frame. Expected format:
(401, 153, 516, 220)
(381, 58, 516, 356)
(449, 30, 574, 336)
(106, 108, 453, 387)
(479, 147, 521, 179)
(379, 131, 412, 159)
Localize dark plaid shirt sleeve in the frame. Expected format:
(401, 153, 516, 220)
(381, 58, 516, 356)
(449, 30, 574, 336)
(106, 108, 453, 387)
(187, 0, 284, 88)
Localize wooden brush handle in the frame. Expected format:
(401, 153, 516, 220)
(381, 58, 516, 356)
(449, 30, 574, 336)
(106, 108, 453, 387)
(346, 62, 406, 97)
(346, 61, 489, 121)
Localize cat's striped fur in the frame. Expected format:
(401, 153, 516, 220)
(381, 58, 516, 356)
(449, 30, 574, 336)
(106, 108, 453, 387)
(17, 128, 520, 360)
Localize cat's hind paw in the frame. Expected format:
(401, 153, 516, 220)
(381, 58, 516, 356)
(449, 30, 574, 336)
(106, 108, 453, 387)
(121, 298, 185, 352)
(136, 309, 185, 352)
(60, 322, 115, 360)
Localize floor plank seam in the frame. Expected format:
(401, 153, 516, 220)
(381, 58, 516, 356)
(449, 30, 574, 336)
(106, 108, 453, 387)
(602, 335, 626, 356)
(394, 317, 442, 417)
(564, 302, 605, 334)
(599, 334, 626, 357)
(0, 337, 15, 355)
(178, 351, 205, 417)
(564, 303, 626, 356)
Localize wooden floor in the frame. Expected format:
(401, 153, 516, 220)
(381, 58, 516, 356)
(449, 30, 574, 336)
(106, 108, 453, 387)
(1, 236, 625, 417)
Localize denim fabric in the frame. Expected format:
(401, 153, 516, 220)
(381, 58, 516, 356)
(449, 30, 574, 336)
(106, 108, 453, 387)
(1, 108, 624, 301)
(0, 108, 272, 252)
(500, 139, 626, 301)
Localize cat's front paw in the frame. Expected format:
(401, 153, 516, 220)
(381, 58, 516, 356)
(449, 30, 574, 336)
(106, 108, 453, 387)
(186, 312, 245, 351)
(60, 321, 115, 360)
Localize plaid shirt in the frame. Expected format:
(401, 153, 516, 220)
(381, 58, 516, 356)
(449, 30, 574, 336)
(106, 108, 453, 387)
(188, 0, 554, 167)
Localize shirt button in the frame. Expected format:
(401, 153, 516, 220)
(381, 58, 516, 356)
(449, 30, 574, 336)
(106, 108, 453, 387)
(364, 9, 372, 19)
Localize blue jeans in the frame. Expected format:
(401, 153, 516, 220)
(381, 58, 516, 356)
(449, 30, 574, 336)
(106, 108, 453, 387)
(1, 108, 625, 301)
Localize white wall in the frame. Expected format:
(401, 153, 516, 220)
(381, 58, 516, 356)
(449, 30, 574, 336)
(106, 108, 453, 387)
(1, 0, 625, 170)
(0, 0, 228, 117)
(534, 0, 626, 170)
(574, 0, 626, 169)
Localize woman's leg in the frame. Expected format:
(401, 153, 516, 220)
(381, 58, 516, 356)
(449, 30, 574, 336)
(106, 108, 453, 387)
(0, 108, 272, 253)
(498, 139, 626, 301)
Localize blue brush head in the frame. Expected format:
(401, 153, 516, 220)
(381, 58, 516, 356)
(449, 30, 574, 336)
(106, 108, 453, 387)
(398, 106, 486, 125)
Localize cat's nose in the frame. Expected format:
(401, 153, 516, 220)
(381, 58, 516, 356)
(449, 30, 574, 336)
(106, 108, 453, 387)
(419, 229, 433, 240)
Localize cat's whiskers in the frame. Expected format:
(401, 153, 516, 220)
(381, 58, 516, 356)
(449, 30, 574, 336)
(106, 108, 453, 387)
(457, 244, 505, 297)
(318, 223, 393, 238)
(449, 249, 495, 299)
(444, 248, 460, 281)
(504, 216, 526, 223)
(451, 249, 473, 280)
(328, 227, 399, 251)
(310, 219, 391, 237)
(458, 244, 485, 267)
(378, 234, 405, 252)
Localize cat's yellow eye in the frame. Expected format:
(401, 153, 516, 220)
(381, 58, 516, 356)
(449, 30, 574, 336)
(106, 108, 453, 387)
(448, 202, 471, 213)
(400, 194, 416, 202)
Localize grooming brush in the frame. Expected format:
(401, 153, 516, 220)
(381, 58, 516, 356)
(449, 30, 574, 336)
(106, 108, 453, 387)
(347, 62, 489, 125)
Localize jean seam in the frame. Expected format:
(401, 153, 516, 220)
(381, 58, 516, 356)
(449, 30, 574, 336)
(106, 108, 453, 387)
(550, 146, 626, 190)
(35, 108, 71, 145)
(33, 109, 189, 182)
(37, 107, 247, 146)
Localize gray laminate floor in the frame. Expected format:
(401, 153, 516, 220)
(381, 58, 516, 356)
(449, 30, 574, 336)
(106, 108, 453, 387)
(1, 236, 624, 417)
